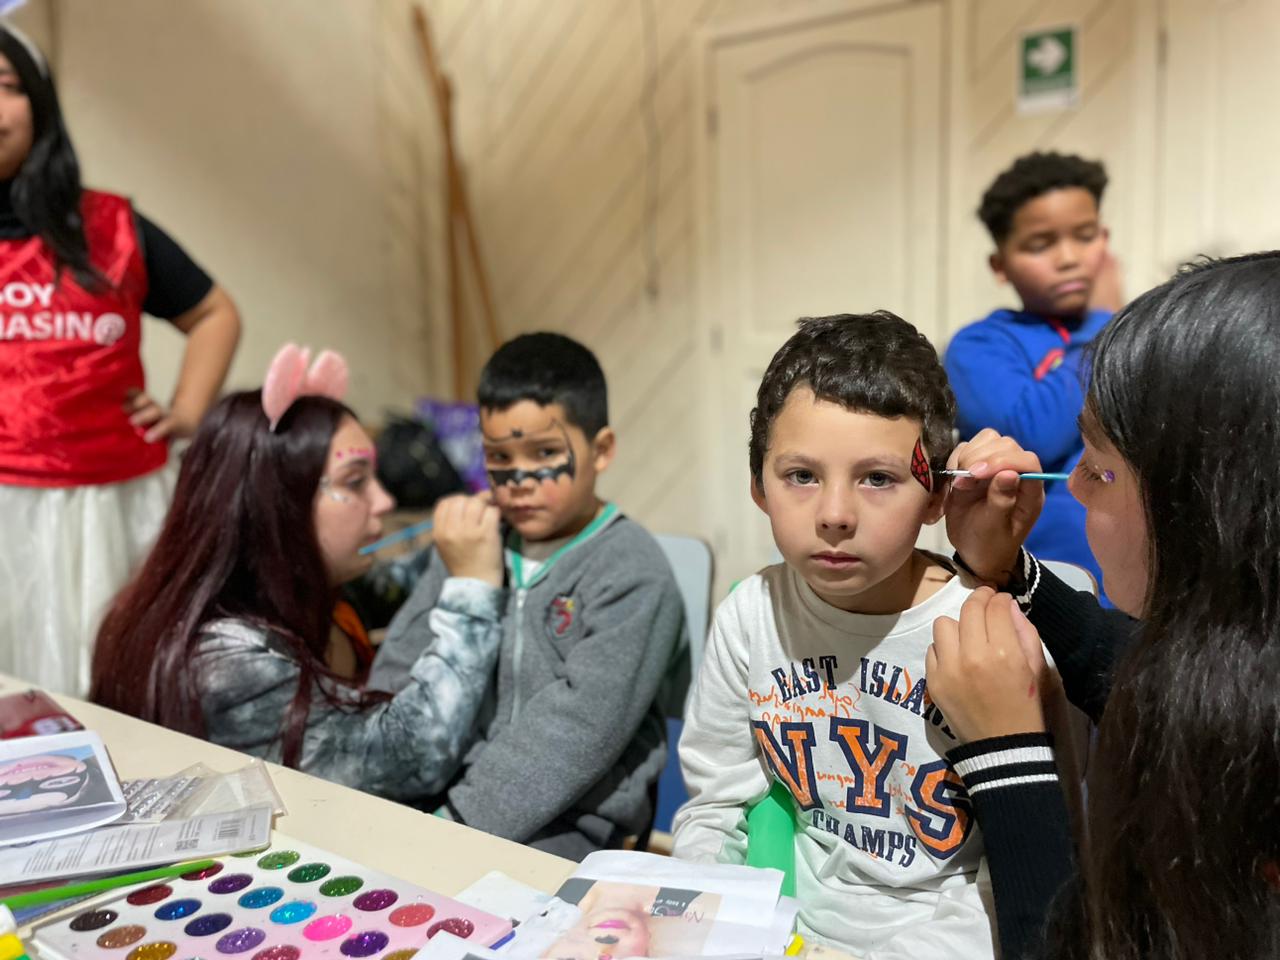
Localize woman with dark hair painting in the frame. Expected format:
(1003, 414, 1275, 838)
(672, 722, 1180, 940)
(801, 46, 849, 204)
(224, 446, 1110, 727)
(925, 252, 1280, 959)
(89, 350, 502, 799)
(0, 24, 240, 695)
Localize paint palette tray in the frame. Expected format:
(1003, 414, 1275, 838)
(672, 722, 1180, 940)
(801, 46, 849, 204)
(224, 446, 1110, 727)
(32, 838, 513, 960)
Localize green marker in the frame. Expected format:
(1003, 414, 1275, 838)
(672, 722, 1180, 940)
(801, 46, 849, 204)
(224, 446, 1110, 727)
(0, 860, 217, 911)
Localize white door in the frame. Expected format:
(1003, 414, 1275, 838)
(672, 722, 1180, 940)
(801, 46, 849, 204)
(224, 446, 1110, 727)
(700, 2, 946, 590)
(1159, 0, 1280, 266)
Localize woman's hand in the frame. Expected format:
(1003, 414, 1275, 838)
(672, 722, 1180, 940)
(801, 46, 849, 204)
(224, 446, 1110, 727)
(125, 388, 197, 442)
(944, 428, 1046, 585)
(927, 587, 1047, 743)
(432, 491, 503, 587)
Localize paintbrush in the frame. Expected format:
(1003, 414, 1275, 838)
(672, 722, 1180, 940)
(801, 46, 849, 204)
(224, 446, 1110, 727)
(358, 519, 433, 556)
(934, 469, 1070, 482)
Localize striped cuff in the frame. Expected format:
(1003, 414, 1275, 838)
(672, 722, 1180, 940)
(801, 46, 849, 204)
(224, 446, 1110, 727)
(1009, 549, 1042, 613)
(948, 732, 1058, 797)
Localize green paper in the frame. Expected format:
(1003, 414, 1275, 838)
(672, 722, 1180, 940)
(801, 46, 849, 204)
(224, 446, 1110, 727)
(746, 781, 797, 897)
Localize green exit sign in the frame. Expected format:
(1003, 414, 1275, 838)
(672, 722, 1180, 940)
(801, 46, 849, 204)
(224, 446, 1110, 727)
(1019, 26, 1079, 114)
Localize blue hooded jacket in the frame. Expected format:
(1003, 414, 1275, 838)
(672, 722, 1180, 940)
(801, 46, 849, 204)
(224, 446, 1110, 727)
(944, 308, 1112, 603)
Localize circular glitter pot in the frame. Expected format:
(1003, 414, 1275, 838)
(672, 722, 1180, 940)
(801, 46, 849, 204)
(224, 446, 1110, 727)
(286, 863, 331, 884)
(97, 926, 148, 949)
(388, 904, 434, 928)
(184, 914, 233, 938)
(256, 851, 300, 871)
(268, 902, 316, 926)
(251, 948, 301, 960)
(238, 888, 284, 910)
(383, 951, 418, 960)
(339, 932, 389, 958)
(182, 864, 224, 881)
(128, 943, 178, 960)
(351, 889, 397, 912)
(127, 885, 173, 907)
(70, 910, 119, 932)
(302, 915, 353, 942)
(155, 900, 202, 922)
(318, 876, 363, 898)
(427, 918, 474, 940)
(208, 875, 253, 895)
(214, 928, 267, 954)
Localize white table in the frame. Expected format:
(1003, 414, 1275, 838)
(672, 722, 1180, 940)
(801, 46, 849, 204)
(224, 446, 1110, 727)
(0, 675, 574, 901)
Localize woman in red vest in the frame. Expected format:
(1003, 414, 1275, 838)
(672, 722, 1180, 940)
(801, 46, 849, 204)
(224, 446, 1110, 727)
(0, 24, 240, 694)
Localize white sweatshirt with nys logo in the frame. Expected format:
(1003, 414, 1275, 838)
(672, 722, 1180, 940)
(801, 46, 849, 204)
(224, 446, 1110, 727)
(672, 561, 997, 958)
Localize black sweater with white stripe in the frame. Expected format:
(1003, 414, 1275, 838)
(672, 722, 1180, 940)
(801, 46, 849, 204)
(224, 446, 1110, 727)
(944, 557, 1141, 959)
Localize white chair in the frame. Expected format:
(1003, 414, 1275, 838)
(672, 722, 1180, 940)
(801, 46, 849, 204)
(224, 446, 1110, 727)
(1041, 558, 1099, 596)
(644, 534, 715, 849)
(653, 534, 715, 711)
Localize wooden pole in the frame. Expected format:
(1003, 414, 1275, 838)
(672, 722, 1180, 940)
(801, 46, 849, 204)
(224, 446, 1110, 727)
(411, 5, 501, 399)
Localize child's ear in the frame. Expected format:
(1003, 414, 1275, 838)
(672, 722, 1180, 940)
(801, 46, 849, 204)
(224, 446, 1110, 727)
(989, 250, 1007, 285)
(750, 474, 768, 514)
(922, 486, 946, 526)
(590, 426, 617, 474)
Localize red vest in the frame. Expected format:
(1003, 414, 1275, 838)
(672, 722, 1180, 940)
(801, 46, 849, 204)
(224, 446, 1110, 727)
(0, 190, 165, 486)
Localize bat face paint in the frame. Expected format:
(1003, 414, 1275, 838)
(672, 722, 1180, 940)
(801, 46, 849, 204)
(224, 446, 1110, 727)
(484, 420, 577, 489)
(910, 438, 933, 492)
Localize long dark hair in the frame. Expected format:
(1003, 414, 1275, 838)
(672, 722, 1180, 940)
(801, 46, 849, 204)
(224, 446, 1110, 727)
(90, 391, 365, 767)
(1068, 252, 1280, 958)
(0, 26, 104, 289)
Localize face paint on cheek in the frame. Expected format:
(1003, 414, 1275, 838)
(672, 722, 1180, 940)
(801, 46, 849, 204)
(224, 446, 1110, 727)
(488, 462, 575, 488)
(910, 438, 933, 492)
(486, 421, 578, 488)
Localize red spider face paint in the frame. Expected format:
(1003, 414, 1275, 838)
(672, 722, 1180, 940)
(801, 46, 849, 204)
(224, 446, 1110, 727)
(910, 438, 932, 492)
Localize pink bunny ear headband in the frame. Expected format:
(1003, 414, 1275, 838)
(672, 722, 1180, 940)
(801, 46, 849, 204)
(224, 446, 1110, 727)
(262, 342, 350, 431)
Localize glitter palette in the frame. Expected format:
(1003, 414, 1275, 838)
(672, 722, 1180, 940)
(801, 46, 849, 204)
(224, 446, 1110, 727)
(32, 839, 513, 960)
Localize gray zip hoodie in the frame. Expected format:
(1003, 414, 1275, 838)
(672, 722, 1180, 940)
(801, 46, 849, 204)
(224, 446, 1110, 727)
(368, 504, 685, 859)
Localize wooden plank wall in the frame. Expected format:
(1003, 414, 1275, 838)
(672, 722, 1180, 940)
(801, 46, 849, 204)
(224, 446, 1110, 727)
(385, 0, 1154, 555)
(384, 0, 820, 543)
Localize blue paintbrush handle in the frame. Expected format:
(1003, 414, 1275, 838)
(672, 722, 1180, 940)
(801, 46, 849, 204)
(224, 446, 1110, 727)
(358, 519, 434, 556)
(934, 469, 1070, 482)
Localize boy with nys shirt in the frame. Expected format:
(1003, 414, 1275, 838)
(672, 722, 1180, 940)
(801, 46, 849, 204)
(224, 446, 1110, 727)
(945, 151, 1113, 598)
(673, 314, 996, 958)
(369, 333, 684, 859)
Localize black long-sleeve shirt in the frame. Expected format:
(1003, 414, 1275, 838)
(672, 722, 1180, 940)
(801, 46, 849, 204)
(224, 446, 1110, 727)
(945, 555, 1141, 958)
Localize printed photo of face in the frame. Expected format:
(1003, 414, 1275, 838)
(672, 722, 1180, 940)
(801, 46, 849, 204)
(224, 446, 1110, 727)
(0, 752, 90, 815)
(545, 908, 652, 960)
(541, 881, 720, 960)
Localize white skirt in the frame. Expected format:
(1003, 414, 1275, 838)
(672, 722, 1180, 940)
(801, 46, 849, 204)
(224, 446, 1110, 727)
(0, 466, 175, 696)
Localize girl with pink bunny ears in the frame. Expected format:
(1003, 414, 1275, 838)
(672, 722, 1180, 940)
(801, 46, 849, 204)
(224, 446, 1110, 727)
(88, 345, 503, 799)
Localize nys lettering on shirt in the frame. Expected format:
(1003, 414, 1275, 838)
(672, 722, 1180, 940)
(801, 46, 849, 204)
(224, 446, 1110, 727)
(0, 281, 127, 345)
(746, 563, 985, 888)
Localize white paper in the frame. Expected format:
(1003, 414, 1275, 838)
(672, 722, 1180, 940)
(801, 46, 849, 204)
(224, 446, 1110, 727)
(571, 851, 784, 928)
(0, 731, 126, 846)
(493, 851, 793, 959)
(0, 802, 273, 882)
(454, 871, 553, 927)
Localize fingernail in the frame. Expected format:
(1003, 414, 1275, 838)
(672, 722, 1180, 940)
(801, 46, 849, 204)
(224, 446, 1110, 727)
(971, 461, 988, 473)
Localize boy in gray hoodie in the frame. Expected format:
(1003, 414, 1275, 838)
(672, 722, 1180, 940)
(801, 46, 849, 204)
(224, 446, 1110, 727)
(369, 333, 685, 859)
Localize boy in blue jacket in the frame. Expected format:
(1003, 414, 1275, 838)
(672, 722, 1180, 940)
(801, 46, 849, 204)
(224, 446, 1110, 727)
(945, 151, 1113, 600)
